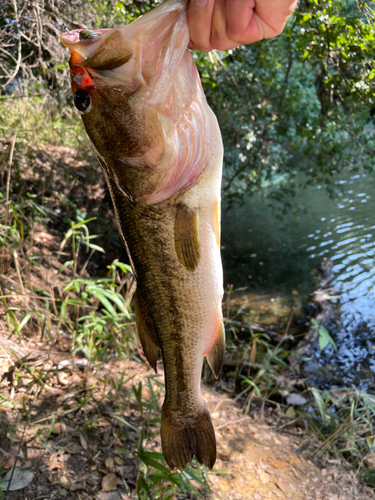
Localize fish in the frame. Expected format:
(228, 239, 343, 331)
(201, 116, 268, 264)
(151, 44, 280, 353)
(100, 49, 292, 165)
(61, 0, 224, 470)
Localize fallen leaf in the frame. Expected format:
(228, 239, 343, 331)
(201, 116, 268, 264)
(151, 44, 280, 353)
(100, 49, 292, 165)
(141, 388, 151, 399)
(66, 442, 82, 454)
(96, 492, 122, 500)
(364, 453, 375, 469)
(102, 473, 118, 492)
(79, 434, 88, 449)
(51, 422, 64, 435)
(285, 407, 296, 419)
(275, 480, 287, 492)
(7, 431, 23, 443)
(114, 456, 123, 466)
(105, 457, 115, 469)
(1, 458, 15, 470)
(1, 468, 34, 491)
(70, 482, 87, 492)
(87, 458, 97, 468)
(60, 476, 71, 488)
(58, 487, 69, 498)
(57, 372, 69, 386)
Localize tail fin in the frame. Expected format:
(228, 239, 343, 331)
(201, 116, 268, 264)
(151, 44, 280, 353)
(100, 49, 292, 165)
(161, 405, 216, 470)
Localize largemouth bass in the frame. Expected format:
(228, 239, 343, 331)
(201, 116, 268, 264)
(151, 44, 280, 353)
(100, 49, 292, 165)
(61, 0, 224, 470)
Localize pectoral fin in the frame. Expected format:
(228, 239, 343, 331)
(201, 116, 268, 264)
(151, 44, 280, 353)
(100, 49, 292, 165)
(80, 31, 133, 70)
(174, 204, 200, 272)
(134, 291, 159, 372)
(206, 321, 225, 378)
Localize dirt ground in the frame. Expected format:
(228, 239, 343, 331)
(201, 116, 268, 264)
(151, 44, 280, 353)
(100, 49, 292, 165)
(0, 334, 374, 500)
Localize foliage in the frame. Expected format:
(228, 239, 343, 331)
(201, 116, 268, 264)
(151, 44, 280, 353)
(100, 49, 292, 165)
(0, 0, 156, 92)
(0, 471, 5, 498)
(0, 179, 135, 359)
(2, 0, 375, 209)
(303, 387, 375, 479)
(115, 377, 213, 499)
(193, 0, 375, 204)
(227, 330, 291, 417)
(311, 317, 337, 351)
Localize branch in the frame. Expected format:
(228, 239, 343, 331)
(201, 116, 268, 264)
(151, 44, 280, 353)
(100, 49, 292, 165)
(3, 0, 22, 88)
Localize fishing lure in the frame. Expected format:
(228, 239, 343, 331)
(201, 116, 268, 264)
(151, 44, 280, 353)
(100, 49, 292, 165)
(61, 23, 99, 40)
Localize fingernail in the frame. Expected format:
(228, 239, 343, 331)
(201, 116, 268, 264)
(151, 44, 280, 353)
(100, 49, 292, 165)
(194, 0, 208, 6)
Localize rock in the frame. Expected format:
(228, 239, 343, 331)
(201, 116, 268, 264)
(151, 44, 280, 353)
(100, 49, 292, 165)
(286, 393, 308, 406)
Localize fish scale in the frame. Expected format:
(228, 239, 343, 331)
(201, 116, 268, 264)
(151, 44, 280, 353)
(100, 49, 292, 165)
(61, 0, 224, 470)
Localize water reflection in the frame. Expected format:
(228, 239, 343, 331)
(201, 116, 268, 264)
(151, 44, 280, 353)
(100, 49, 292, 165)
(222, 173, 375, 389)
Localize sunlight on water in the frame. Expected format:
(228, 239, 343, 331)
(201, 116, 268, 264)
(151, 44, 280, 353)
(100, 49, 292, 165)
(222, 172, 375, 388)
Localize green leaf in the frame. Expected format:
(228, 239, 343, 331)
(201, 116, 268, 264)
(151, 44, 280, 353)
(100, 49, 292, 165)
(310, 387, 327, 422)
(87, 243, 105, 253)
(114, 261, 132, 274)
(136, 476, 152, 500)
(111, 414, 139, 433)
(87, 288, 118, 316)
(138, 453, 170, 474)
(311, 318, 337, 351)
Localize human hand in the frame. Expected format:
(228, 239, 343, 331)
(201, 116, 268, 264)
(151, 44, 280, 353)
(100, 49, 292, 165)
(187, 0, 298, 52)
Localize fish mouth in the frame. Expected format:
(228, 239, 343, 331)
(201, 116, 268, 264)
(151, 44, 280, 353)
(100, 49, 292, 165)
(61, 3, 184, 73)
(61, 28, 109, 49)
(61, 27, 134, 72)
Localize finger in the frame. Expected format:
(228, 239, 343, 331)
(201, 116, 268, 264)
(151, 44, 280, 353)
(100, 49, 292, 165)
(226, 0, 260, 44)
(187, 0, 216, 52)
(254, 0, 298, 38)
(210, 0, 240, 50)
(227, 0, 298, 45)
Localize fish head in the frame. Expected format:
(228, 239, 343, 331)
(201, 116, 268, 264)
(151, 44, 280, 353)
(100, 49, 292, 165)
(62, 1, 219, 204)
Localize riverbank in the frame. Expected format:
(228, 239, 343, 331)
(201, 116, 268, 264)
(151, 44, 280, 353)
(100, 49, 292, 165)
(1, 128, 375, 497)
(1, 335, 374, 500)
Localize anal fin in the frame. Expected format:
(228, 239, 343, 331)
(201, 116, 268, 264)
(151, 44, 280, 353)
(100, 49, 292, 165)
(134, 290, 159, 372)
(206, 321, 225, 378)
(174, 204, 200, 272)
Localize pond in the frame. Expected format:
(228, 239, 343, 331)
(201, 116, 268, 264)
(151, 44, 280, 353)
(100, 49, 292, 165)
(221, 172, 375, 389)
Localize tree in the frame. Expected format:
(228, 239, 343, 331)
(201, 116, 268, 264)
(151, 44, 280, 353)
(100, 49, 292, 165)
(1, 0, 374, 207)
(195, 0, 375, 206)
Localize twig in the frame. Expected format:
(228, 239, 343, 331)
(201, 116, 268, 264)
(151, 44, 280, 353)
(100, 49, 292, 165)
(271, 306, 295, 355)
(6, 421, 28, 495)
(215, 417, 249, 431)
(212, 50, 246, 101)
(275, 417, 301, 430)
(224, 318, 277, 337)
(213, 397, 233, 413)
(4, 0, 22, 87)
(13, 250, 26, 295)
(5, 133, 17, 226)
(79, 247, 95, 276)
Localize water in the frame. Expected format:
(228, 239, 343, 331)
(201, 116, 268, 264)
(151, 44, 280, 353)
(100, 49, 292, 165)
(221, 172, 375, 389)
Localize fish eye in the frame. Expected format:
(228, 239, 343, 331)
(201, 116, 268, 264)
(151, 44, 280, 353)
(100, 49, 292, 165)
(79, 29, 99, 40)
(74, 89, 91, 113)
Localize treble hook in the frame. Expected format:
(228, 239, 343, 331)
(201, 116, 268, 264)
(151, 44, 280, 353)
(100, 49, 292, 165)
(61, 23, 76, 35)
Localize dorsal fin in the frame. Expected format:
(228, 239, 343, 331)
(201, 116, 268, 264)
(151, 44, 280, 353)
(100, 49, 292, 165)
(134, 290, 159, 372)
(174, 204, 200, 272)
(206, 321, 225, 378)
